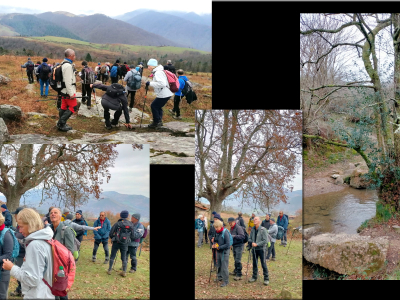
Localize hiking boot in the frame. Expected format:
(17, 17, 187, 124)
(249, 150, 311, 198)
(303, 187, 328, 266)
(119, 267, 123, 271)
(234, 276, 242, 281)
(147, 121, 158, 128)
(214, 278, 222, 282)
(104, 259, 109, 264)
(129, 107, 133, 112)
(168, 109, 175, 115)
(271, 257, 276, 261)
(220, 282, 228, 287)
(92, 257, 96, 262)
(172, 115, 182, 120)
(248, 277, 257, 283)
(264, 280, 269, 286)
(105, 124, 112, 130)
(10, 290, 22, 297)
(82, 99, 86, 104)
(107, 270, 112, 275)
(229, 271, 237, 276)
(129, 269, 135, 273)
(87, 106, 91, 110)
(119, 271, 126, 277)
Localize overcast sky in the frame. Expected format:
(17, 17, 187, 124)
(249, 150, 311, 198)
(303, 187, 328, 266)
(0, 1, 211, 16)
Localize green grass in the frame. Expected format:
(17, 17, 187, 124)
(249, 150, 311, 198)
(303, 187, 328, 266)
(29, 36, 211, 55)
(195, 238, 302, 299)
(8, 230, 149, 299)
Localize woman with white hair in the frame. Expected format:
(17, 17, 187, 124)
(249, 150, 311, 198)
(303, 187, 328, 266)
(195, 214, 204, 248)
(2, 208, 54, 299)
(212, 219, 230, 287)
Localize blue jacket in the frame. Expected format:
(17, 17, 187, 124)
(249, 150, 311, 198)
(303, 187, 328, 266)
(93, 217, 111, 241)
(2, 210, 12, 228)
(175, 75, 188, 97)
(277, 215, 288, 230)
(37, 62, 51, 80)
(195, 218, 204, 232)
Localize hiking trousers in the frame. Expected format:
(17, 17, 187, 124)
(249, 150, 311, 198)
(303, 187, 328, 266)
(93, 239, 110, 260)
(27, 70, 33, 83)
(39, 78, 49, 96)
(127, 90, 137, 108)
(126, 246, 138, 271)
(252, 248, 269, 281)
(233, 244, 243, 277)
(81, 83, 92, 107)
(151, 96, 171, 123)
(217, 248, 230, 284)
(101, 99, 123, 127)
(266, 241, 276, 259)
(281, 230, 287, 244)
(197, 231, 203, 247)
(102, 75, 109, 84)
(203, 227, 208, 243)
(109, 242, 128, 271)
(173, 95, 182, 117)
(0, 270, 10, 300)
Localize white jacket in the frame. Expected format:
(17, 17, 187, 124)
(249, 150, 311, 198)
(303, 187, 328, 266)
(204, 217, 208, 229)
(11, 226, 55, 299)
(60, 59, 77, 97)
(149, 65, 173, 98)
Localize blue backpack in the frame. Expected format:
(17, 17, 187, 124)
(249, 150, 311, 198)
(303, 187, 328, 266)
(276, 225, 285, 240)
(221, 228, 233, 246)
(0, 228, 20, 259)
(110, 66, 118, 78)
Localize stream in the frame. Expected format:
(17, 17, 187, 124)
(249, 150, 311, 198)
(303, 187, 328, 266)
(304, 187, 379, 234)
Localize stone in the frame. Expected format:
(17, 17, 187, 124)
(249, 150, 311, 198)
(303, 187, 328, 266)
(334, 175, 344, 185)
(0, 118, 9, 144)
(303, 226, 320, 240)
(331, 174, 340, 179)
(0, 74, 11, 85)
(8, 134, 69, 144)
(163, 122, 195, 134)
(150, 154, 194, 164)
(303, 233, 389, 275)
(27, 122, 41, 127)
(350, 169, 369, 189)
(25, 84, 35, 94)
(26, 112, 49, 119)
(393, 225, 400, 233)
(0, 105, 23, 121)
(355, 163, 361, 167)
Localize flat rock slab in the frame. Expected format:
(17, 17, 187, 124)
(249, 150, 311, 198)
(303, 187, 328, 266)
(0, 74, 11, 85)
(150, 154, 194, 164)
(304, 233, 389, 275)
(25, 84, 36, 94)
(26, 112, 49, 119)
(163, 122, 195, 134)
(8, 134, 69, 143)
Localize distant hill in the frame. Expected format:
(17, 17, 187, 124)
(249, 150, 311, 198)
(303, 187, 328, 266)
(114, 9, 150, 22)
(125, 11, 211, 52)
(1, 190, 149, 221)
(36, 12, 183, 48)
(0, 14, 85, 41)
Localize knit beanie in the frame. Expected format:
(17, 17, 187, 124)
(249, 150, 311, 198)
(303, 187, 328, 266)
(76, 210, 83, 216)
(120, 210, 129, 219)
(43, 58, 48, 62)
(116, 59, 120, 64)
(63, 208, 70, 214)
(1, 204, 7, 209)
(66, 213, 74, 220)
(228, 217, 235, 223)
(27, 57, 31, 60)
(147, 58, 158, 67)
(270, 218, 275, 222)
(132, 213, 141, 221)
(98, 62, 101, 65)
(212, 211, 217, 215)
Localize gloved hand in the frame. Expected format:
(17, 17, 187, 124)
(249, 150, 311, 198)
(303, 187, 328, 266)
(146, 81, 150, 87)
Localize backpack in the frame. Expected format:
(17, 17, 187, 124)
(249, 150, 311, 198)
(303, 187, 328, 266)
(186, 89, 198, 104)
(285, 214, 290, 225)
(61, 226, 81, 260)
(26, 62, 34, 71)
(40, 64, 51, 81)
(114, 221, 132, 244)
(127, 70, 141, 90)
(106, 83, 125, 98)
(41, 238, 76, 297)
(276, 225, 285, 240)
(100, 65, 107, 74)
(120, 64, 127, 74)
(110, 65, 118, 77)
(242, 227, 249, 244)
(163, 70, 180, 93)
(0, 228, 20, 259)
(139, 226, 148, 244)
(181, 78, 193, 96)
(50, 61, 70, 92)
(221, 228, 233, 246)
(34, 65, 40, 75)
(83, 67, 96, 84)
(194, 219, 199, 230)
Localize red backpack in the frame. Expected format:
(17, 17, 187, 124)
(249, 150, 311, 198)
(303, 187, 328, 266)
(163, 70, 180, 93)
(42, 239, 76, 297)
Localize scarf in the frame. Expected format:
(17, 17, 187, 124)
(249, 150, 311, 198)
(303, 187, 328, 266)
(100, 219, 105, 227)
(0, 224, 5, 231)
(216, 227, 224, 233)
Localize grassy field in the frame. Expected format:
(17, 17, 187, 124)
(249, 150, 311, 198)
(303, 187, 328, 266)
(28, 36, 211, 55)
(195, 232, 302, 299)
(8, 227, 150, 299)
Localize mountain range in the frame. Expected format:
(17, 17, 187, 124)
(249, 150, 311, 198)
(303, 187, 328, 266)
(0, 190, 149, 221)
(0, 9, 211, 51)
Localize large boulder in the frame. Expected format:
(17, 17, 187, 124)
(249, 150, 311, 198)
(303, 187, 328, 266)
(350, 169, 370, 189)
(303, 226, 320, 240)
(0, 118, 9, 143)
(0, 105, 23, 121)
(0, 74, 11, 85)
(303, 233, 389, 275)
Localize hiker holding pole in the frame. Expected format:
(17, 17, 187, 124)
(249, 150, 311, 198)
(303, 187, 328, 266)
(266, 218, 278, 262)
(247, 216, 269, 286)
(21, 57, 34, 84)
(212, 219, 230, 287)
(228, 217, 245, 281)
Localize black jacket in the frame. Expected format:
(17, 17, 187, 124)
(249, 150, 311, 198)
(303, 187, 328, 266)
(230, 223, 245, 246)
(0, 230, 13, 280)
(261, 219, 271, 230)
(93, 83, 130, 123)
(208, 221, 216, 240)
(72, 217, 86, 237)
(2, 210, 12, 228)
(214, 228, 230, 253)
(236, 217, 246, 229)
(163, 64, 176, 75)
(15, 225, 25, 258)
(109, 218, 135, 243)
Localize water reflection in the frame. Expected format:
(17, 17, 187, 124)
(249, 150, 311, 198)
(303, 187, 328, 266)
(304, 187, 378, 234)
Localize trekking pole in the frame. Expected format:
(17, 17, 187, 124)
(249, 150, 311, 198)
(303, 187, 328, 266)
(21, 66, 23, 80)
(245, 246, 251, 283)
(286, 227, 298, 255)
(208, 246, 214, 283)
(139, 85, 149, 128)
(215, 248, 218, 287)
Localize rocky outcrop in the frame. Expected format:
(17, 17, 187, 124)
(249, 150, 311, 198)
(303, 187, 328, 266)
(0, 118, 9, 144)
(303, 233, 389, 275)
(303, 226, 320, 240)
(349, 169, 370, 189)
(0, 105, 23, 121)
(0, 74, 11, 85)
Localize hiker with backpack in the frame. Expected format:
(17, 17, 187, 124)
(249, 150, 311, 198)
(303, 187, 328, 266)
(2, 208, 54, 299)
(49, 207, 75, 256)
(228, 217, 245, 281)
(108, 210, 135, 277)
(100, 63, 110, 84)
(110, 60, 121, 84)
(266, 218, 278, 262)
(0, 212, 16, 299)
(120, 62, 129, 81)
(124, 64, 142, 112)
(64, 213, 100, 237)
(1, 204, 12, 228)
(37, 57, 52, 98)
(92, 211, 111, 264)
(168, 69, 189, 120)
(195, 215, 205, 248)
(261, 214, 271, 230)
(138, 63, 144, 76)
(145, 58, 174, 128)
(9, 207, 25, 297)
(21, 57, 35, 84)
(89, 82, 132, 129)
(95, 62, 102, 82)
(80, 61, 96, 110)
(163, 59, 176, 75)
(236, 212, 246, 229)
(248, 213, 255, 234)
(247, 216, 269, 286)
(57, 48, 79, 132)
(212, 219, 231, 287)
(277, 211, 289, 246)
(34, 61, 41, 83)
(72, 210, 89, 243)
(123, 213, 145, 274)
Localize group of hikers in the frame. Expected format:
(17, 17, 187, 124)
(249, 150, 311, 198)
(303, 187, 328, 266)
(0, 203, 148, 299)
(20, 49, 197, 132)
(194, 210, 290, 287)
